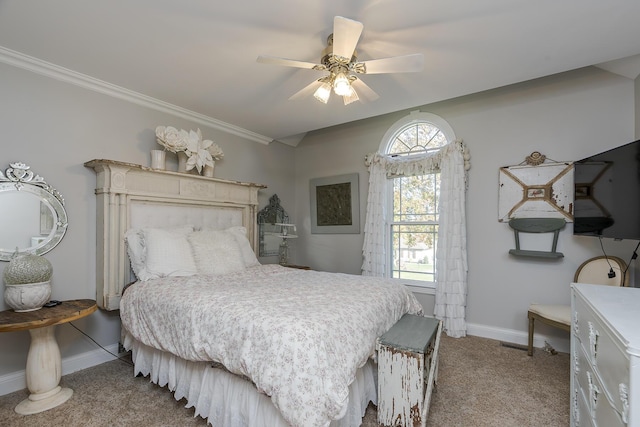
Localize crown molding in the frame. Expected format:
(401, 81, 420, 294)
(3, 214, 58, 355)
(0, 46, 273, 145)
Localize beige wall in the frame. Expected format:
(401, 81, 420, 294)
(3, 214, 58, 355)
(636, 75, 640, 138)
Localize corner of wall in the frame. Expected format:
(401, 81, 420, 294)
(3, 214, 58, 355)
(635, 75, 640, 138)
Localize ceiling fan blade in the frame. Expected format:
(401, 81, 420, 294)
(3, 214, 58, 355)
(288, 79, 323, 101)
(332, 16, 364, 60)
(351, 78, 379, 102)
(257, 55, 325, 71)
(357, 53, 424, 74)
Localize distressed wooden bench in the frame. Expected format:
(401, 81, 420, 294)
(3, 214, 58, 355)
(377, 314, 442, 427)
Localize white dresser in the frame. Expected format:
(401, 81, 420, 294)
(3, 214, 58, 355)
(571, 283, 640, 427)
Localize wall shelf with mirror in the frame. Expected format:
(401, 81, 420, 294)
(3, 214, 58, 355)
(257, 194, 297, 265)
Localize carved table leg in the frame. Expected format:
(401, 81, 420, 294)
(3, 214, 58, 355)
(14, 325, 73, 415)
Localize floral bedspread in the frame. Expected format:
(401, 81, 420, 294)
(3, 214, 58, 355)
(120, 264, 422, 427)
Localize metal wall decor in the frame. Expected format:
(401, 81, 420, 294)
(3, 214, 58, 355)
(310, 173, 360, 234)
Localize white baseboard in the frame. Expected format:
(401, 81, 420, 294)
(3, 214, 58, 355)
(1, 322, 570, 397)
(0, 344, 121, 397)
(467, 322, 570, 354)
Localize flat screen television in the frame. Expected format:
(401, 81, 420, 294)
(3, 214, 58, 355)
(573, 139, 640, 240)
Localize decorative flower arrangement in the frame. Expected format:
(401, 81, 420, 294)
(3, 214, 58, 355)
(155, 126, 189, 153)
(155, 126, 224, 174)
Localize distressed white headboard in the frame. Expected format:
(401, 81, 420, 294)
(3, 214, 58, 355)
(85, 159, 266, 310)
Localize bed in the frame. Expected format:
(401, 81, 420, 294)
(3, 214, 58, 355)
(85, 160, 423, 427)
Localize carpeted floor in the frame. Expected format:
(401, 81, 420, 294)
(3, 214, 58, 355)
(0, 335, 569, 427)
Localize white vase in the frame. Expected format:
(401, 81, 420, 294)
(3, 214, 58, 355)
(4, 281, 51, 312)
(177, 151, 188, 173)
(203, 162, 215, 177)
(150, 150, 166, 170)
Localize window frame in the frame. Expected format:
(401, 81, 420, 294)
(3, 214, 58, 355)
(379, 111, 456, 291)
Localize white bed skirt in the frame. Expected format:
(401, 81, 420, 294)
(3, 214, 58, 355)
(122, 331, 378, 426)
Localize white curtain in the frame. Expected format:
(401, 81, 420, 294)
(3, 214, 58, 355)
(361, 157, 389, 277)
(362, 140, 469, 337)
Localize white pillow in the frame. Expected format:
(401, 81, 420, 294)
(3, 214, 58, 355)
(144, 228, 198, 278)
(125, 225, 195, 281)
(124, 228, 146, 280)
(226, 226, 261, 267)
(187, 229, 247, 275)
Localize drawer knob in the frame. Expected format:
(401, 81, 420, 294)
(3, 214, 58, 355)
(587, 371, 600, 419)
(573, 388, 580, 425)
(588, 321, 599, 364)
(619, 383, 629, 424)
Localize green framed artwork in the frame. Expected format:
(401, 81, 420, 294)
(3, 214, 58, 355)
(310, 173, 360, 234)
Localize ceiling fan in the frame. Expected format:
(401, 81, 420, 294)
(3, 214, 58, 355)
(257, 16, 425, 105)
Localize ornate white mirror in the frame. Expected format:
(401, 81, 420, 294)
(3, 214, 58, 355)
(0, 162, 68, 261)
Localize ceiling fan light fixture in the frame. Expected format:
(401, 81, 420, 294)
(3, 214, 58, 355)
(333, 72, 351, 96)
(343, 87, 359, 105)
(257, 16, 422, 105)
(313, 82, 332, 104)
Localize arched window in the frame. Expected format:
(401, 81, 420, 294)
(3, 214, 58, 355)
(364, 111, 468, 335)
(380, 112, 455, 287)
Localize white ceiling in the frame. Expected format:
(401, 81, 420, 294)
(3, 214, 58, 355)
(1, 0, 640, 146)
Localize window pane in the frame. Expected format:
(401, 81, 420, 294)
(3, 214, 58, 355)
(393, 174, 439, 222)
(390, 224, 438, 281)
(384, 115, 452, 286)
(388, 122, 448, 157)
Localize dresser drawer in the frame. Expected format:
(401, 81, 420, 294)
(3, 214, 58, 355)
(571, 284, 640, 427)
(575, 338, 630, 419)
(574, 295, 629, 403)
(575, 341, 626, 426)
(575, 386, 594, 427)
